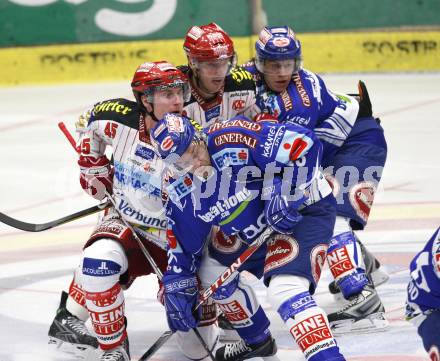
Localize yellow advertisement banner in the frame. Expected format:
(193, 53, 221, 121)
(0, 31, 438, 86)
(300, 31, 440, 73)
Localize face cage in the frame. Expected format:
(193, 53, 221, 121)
(255, 54, 302, 75)
(144, 81, 191, 104)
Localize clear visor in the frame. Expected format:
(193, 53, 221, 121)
(255, 56, 302, 76)
(145, 81, 191, 104)
(190, 54, 236, 76)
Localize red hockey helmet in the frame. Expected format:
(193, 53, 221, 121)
(131, 61, 190, 105)
(183, 23, 235, 62)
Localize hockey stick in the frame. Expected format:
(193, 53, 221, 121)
(0, 201, 110, 232)
(138, 330, 173, 361)
(197, 227, 272, 308)
(138, 227, 273, 361)
(0, 122, 110, 232)
(58, 122, 80, 153)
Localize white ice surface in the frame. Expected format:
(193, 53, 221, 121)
(1, 73, 439, 360)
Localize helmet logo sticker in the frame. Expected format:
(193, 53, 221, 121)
(160, 136, 174, 152)
(273, 37, 290, 47)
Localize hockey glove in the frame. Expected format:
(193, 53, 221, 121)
(264, 178, 303, 234)
(78, 155, 113, 200)
(163, 274, 199, 332)
(356, 80, 373, 119)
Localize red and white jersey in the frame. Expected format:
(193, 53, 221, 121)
(182, 66, 259, 128)
(77, 98, 167, 249)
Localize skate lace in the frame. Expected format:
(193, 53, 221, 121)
(224, 339, 251, 359)
(65, 316, 89, 336)
(338, 289, 369, 313)
(101, 348, 127, 361)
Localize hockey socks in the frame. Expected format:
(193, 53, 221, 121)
(327, 230, 368, 299)
(81, 239, 128, 350)
(85, 283, 126, 350)
(268, 275, 345, 361)
(66, 274, 90, 321)
(213, 273, 271, 346)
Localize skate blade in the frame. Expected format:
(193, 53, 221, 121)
(330, 312, 389, 336)
(371, 268, 390, 287)
(49, 337, 96, 359)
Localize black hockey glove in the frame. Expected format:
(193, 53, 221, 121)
(349, 80, 373, 119)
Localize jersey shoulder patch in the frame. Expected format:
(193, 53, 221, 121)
(225, 67, 255, 92)
(91, 98, 140, 130)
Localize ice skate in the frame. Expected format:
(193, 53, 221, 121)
(97, 338, 130, 361)
(48, 291, 98, 357)
(328, 283, 389, 335)
(215, 336, 277, 361)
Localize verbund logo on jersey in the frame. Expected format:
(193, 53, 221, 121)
(290, 314, 335, 356)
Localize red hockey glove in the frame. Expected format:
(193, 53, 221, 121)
(78, 155, 113, 200)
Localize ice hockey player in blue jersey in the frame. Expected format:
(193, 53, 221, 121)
(406, 227, 440, 361)
(151, 113, 347, 361)
(243, 26, 389, 334)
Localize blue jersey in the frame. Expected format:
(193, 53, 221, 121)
(244, 63, 359, 159)
(243, 63, 387, 229)
(406, 227, 440, 318)
(164, 116, 332, 279)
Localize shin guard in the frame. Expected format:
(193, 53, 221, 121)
(327, 231, 368, 299)
(268, 275, 345, 361)
(81, 239, 128, 350)
(213, 273, 271, 345)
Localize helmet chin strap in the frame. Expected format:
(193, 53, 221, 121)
(138, 93, 159, 123)
(145, 104, 159, 123)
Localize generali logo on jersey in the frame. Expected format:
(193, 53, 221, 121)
(213, 132, 257, 148)
(207, 118, 261, 134)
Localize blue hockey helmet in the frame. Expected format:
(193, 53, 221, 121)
(150, 113, 204, 161)
(255, 26, 302, 73)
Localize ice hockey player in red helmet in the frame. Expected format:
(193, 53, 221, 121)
(47, 60, 218, 361)
(181, 22, 260, 127)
